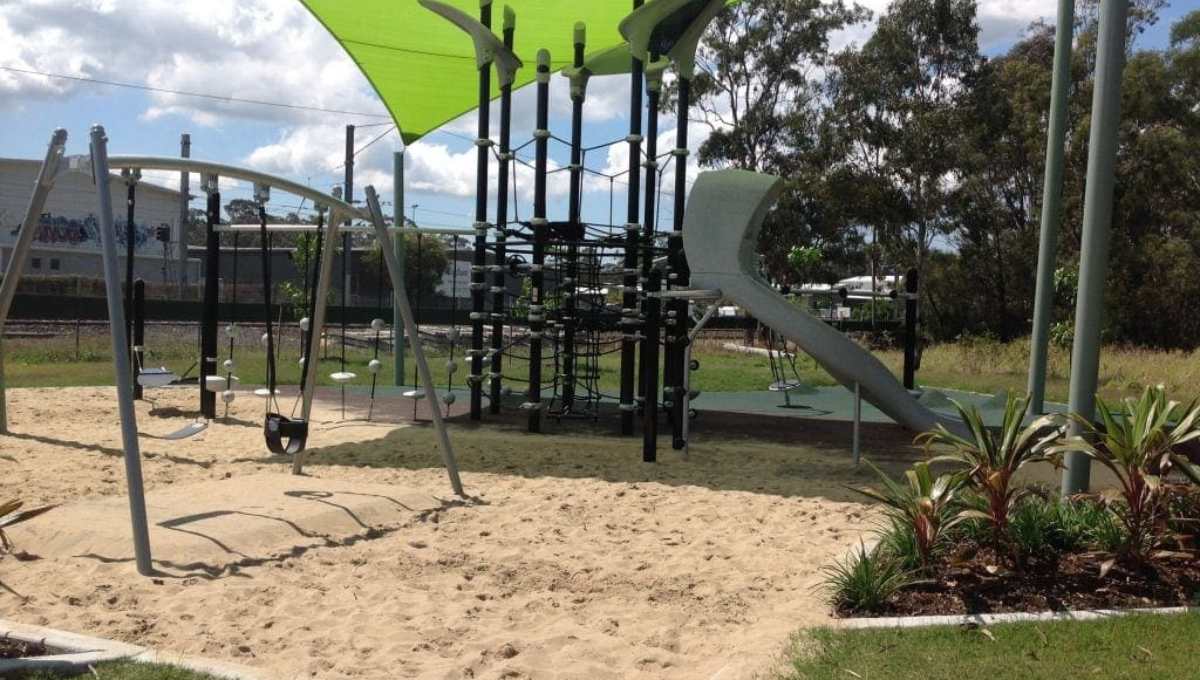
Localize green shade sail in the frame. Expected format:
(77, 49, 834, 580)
(300, 0, 737, 144)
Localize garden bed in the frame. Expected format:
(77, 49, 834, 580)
(857, 549, 1200, 617)
(824, 388, 1200, 621)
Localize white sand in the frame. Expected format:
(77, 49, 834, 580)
(0, 386, 885, 680)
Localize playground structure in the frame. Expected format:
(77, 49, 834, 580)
(0, 0, 1137, 583)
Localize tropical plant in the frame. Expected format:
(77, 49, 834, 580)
(850, 461, 964, 570)
(821, 541, 915, 614)
(0, 500, 55, 553)
(917, 394, 1063, 557)
(1052, 386, 1200, 564)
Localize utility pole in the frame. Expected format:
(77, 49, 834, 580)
(178, 133, 191, 297)
(344, 125, 355, 311)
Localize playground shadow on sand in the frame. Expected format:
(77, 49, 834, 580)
(297, 410, 928, 504)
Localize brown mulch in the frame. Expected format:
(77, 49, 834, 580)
(846, 547, 1200, 618)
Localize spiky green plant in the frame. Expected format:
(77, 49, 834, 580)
(850, 461, 964, 570)
(0, 500, 55, 553)
(1052, 386, 1200, 564)
(916, 394, 1063, 559)
(821, 542, 915, 614)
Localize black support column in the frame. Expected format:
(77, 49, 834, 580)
(526, 49, 552, 433)
(199, 176, 220, 420)
(619, 0, 645, 435)
(469, 0, 493, 421)
(638, 57, 663, 459)
(562, 24, 587, 414)
(666, 77, 691, 449)
(489, 8, 516, 415)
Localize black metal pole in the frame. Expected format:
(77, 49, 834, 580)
(642, 269, 662, 462)
(470, 0, 493, 421)
(133, 278, 145, 400)
(638, 60, 661, 453)
(562, 26, 586, 414)
(200, 180, 220, 419)
(619, 0, 645, 435)
(903, 268, 919, 389)
(527, 49, 551, 433)
(490, 12, 516, 415)
(667, 77, 691, 450)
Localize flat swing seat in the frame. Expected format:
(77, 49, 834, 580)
(137, 367, 178, 388)
(203, 375, 238, 392)
(402, 389, 426, 400)
(254, 388, 281, 398)
(162, 420, 208, 440)
(330, 372, 357, 384)
(769, 380, 815, 394)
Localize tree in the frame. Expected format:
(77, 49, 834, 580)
(947, 25, 1053, 340)
(826, 0, 982, 286)
(360, 233, 448, 307)
(678, 0, 869, 283)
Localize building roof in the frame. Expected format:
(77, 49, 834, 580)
(0, 157, 182, 200)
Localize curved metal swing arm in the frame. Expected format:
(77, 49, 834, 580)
(92, 155, 365, 221)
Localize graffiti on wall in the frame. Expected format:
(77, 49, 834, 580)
(1, 212, 162, 254)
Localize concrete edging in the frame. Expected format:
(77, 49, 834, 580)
(0, 619, 267, 679)
(837, 605, 1194, 630)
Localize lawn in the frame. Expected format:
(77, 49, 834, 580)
(3, 324, 1197, 404)
(784, 612, 1200, 680)
(14, 661, 218, 679)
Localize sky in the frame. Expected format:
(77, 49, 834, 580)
(0, 0, 1191, 234)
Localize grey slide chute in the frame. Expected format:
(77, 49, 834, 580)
(683, 169, 953, 434)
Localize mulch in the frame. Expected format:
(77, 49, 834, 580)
(843, 546, 1200, 618)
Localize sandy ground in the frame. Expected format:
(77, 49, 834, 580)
(0, 386, 908, 680)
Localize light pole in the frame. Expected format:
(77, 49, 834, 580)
(411, 203, 419, 226)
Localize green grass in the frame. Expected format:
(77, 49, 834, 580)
(15, 660, 219, 679)
(3, 328, 1197, 404)
(785, 612, 1200, 680)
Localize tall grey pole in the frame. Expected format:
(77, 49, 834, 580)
(1027, 0, 1075, 415)
(365, 186, 464, 496)
(393, 149, 406, 387)
(177, 134, 191, 295)
(1063, 0, 1129, 495)
(0, 129, 68, 434)
(90, 125, 154, 575)
(292, 207, 342, 474)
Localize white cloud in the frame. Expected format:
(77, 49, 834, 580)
(0, 0, 386, 124)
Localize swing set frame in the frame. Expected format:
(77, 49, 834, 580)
(0, 127, 463, 576)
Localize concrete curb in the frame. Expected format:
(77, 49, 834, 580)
(0, 619, 268, 679)
(837, 605, 1194, 630)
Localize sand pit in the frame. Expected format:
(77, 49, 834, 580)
(0, 385, 918, 679)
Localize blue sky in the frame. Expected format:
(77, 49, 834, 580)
(0, 0, 1191, 234)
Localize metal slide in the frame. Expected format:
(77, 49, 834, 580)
(683, 169, 956, 434)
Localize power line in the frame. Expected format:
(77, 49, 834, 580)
(330, 125, 398, 172)
(1, 65, 392, 120)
